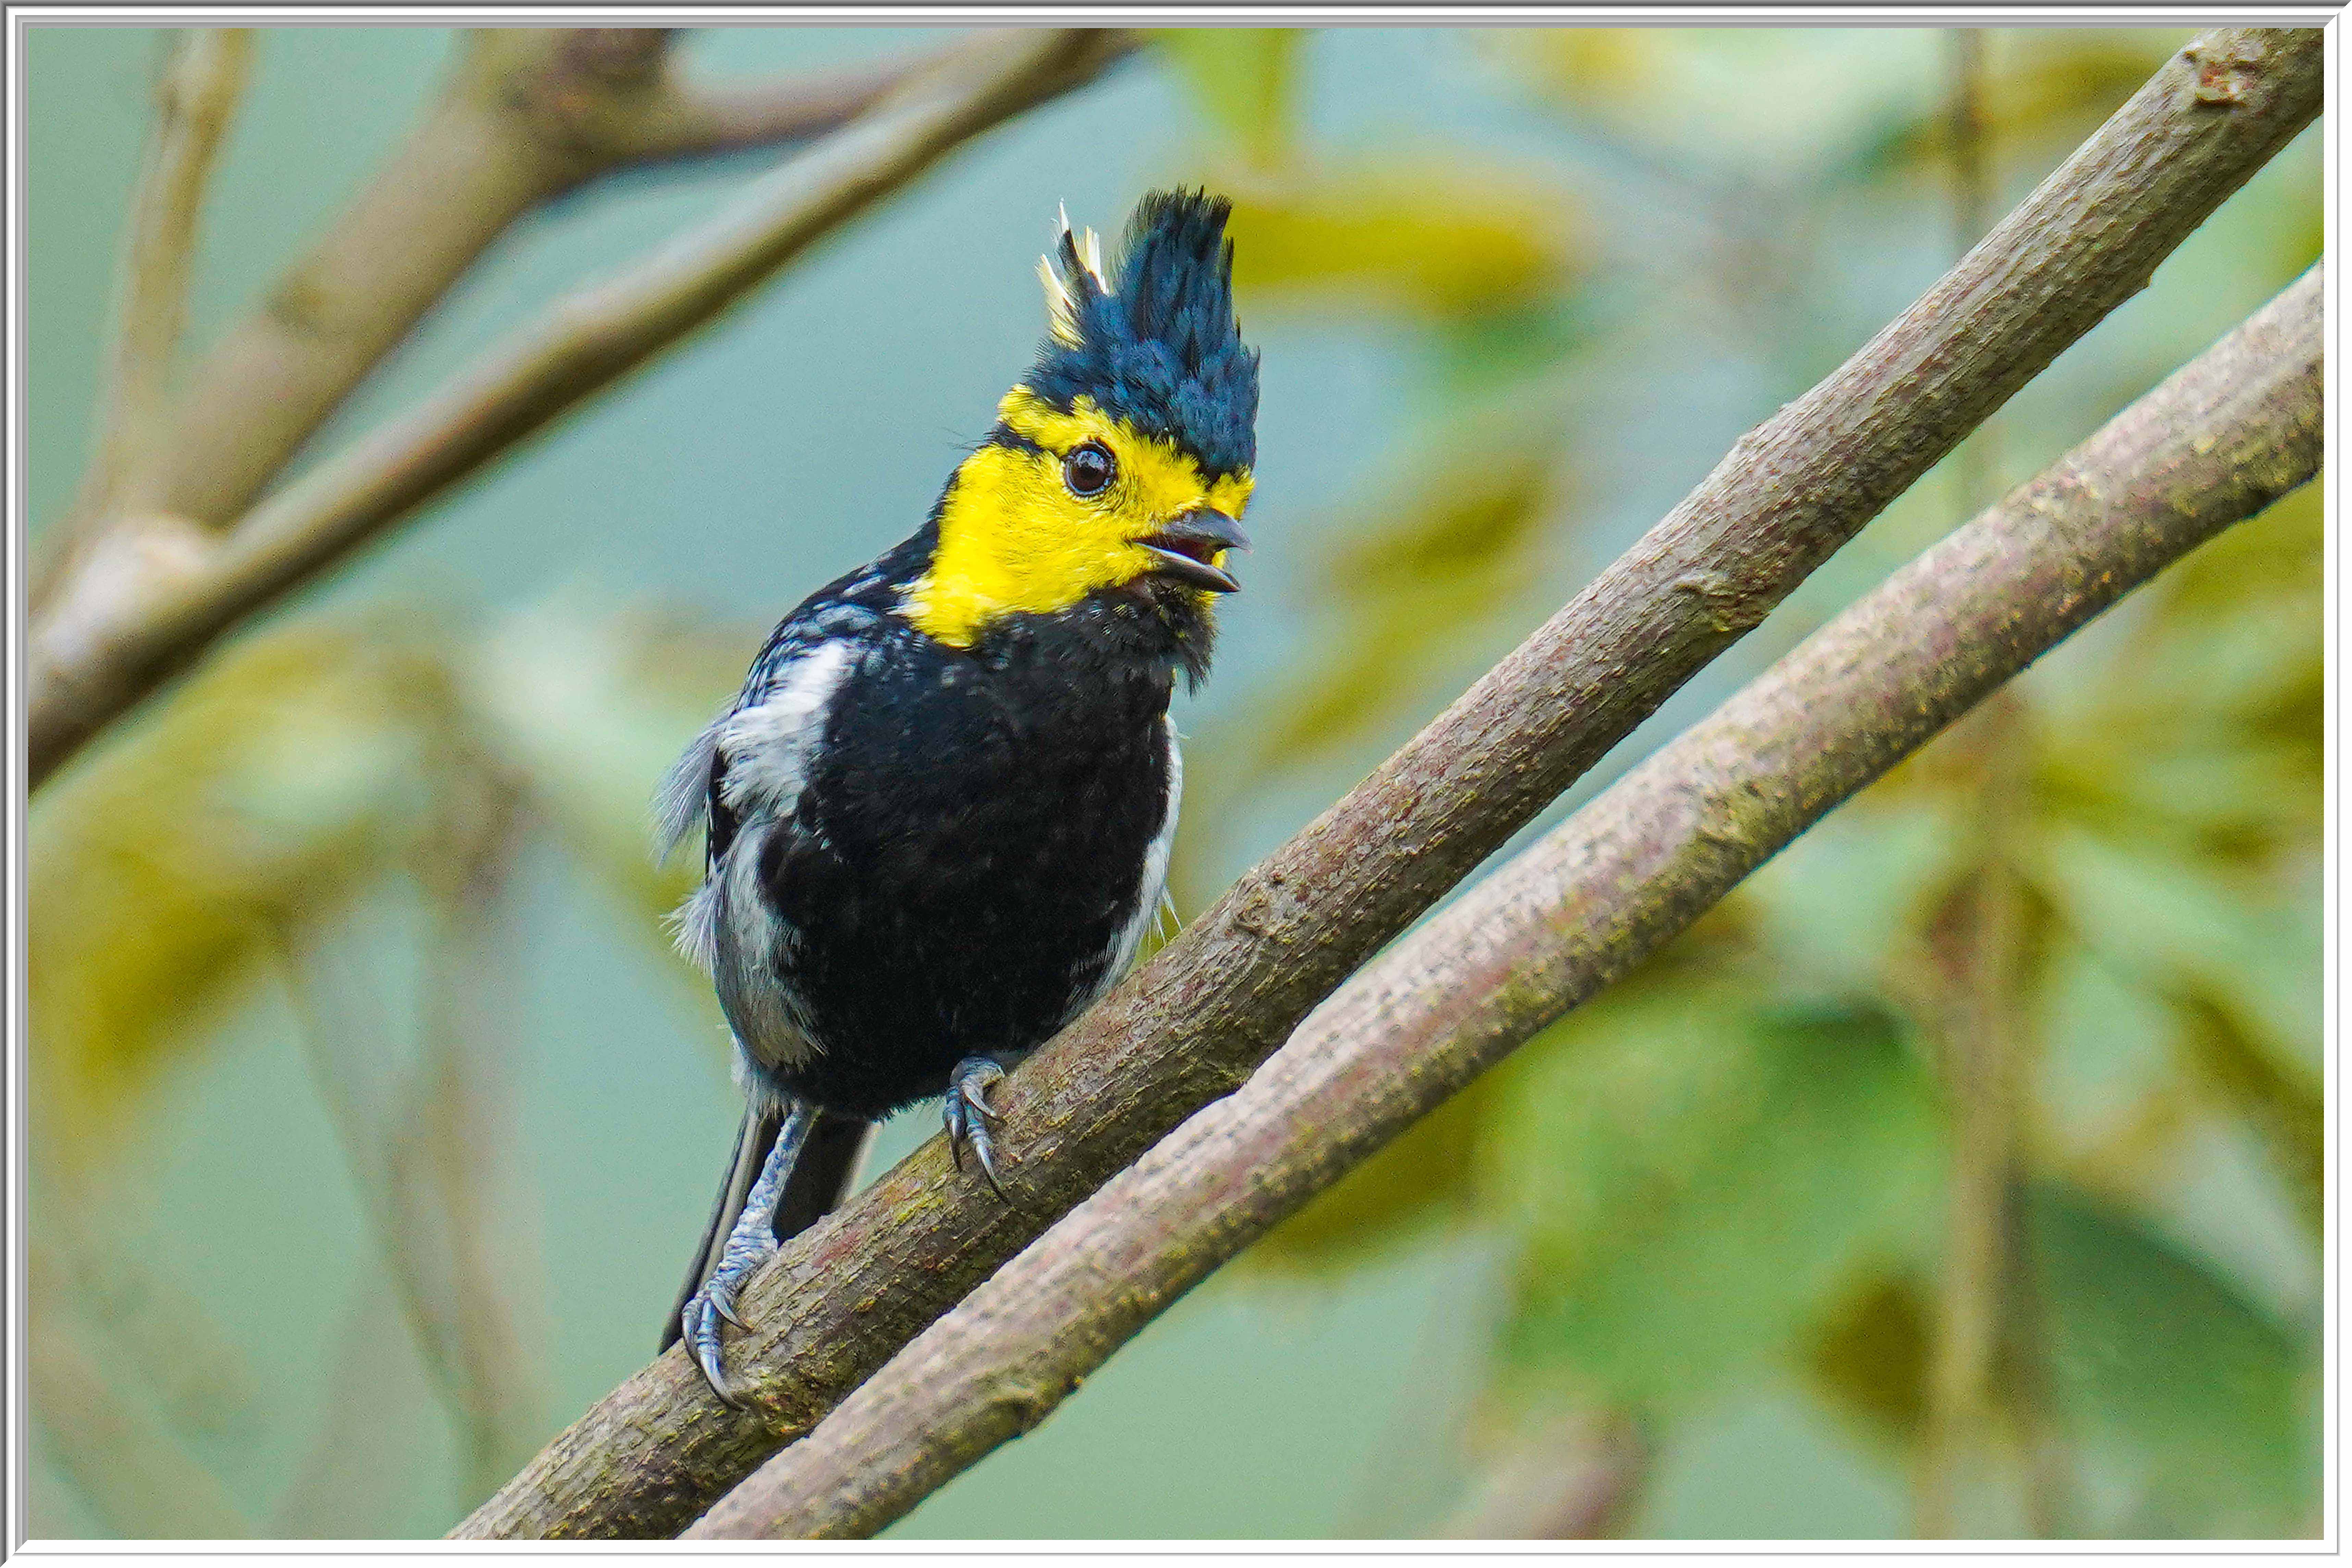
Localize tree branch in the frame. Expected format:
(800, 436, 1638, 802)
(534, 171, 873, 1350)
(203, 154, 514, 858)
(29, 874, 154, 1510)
(610, 42, 973, 166)
(26, 27, 1134, 791)
(28, 28, 984, 608)
(451, 27, 2320, 1541)
(405, 762, 544, 1510)
(1446, 1413, 1649, 1540)
(1916, 28, 2054, 1539)
(28, 1241, 254, 1538)
(71, 29, 253, 530)
(687, 264, 2324, 1541)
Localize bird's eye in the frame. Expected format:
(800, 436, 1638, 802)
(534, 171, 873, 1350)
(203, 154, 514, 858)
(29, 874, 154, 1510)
(1063, 442, 1116, 498)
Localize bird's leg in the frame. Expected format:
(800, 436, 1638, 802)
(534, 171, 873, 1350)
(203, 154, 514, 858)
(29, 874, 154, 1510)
(945, 1056, 1011, 1197)
(681, 1097, 813, 1403)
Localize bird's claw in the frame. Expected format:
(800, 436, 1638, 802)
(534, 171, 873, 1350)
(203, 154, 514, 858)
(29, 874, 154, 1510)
(680, 1227, 777, 1406)
(945, 1058, 1009, 1198)
(680, 1294, 736, 1407)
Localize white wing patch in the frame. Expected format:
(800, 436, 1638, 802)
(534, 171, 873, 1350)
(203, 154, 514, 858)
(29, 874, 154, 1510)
(716, 640, 855, 821)
(659, 639, 854, 992)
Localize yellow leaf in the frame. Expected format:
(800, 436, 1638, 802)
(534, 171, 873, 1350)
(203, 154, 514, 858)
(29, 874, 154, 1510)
(1223, 161, 1581, 318)
(1152, 29, 1303, 169)
(30, 618, 456, 1175)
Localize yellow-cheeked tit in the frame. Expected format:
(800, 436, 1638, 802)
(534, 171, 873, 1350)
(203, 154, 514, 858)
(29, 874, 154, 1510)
(654, 189, 1258, 1398)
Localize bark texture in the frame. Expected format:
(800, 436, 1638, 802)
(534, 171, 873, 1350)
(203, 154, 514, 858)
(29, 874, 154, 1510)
(452, 28, 2321, 1541)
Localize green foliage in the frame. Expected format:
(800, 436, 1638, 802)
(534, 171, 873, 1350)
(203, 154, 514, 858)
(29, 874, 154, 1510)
(1253, 434, 1563, 767)
(1494, 999, 1942, 1414)
(1805, 1272, 1932, 1444)
(29, 614, 460, 1168)
(1797, 1180, 2320, 1541)
(2028, 1186, 2317, 1536)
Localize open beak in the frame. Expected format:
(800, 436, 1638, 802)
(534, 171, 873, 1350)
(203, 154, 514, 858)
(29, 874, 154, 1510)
(1138, 507, 1249, 594)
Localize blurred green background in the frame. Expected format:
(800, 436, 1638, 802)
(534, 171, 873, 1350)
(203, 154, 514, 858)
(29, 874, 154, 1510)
(24, 25, 2321, 1540)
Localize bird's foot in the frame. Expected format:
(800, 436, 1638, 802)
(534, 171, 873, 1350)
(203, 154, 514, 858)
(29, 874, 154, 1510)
(945, 1056, 1010, 1197)
(678, 1099, 813, 1405)
(680, 1219, 777, 1406)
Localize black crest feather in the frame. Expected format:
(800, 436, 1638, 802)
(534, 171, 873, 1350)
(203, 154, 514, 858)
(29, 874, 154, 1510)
(1025, 188, 1259, 478)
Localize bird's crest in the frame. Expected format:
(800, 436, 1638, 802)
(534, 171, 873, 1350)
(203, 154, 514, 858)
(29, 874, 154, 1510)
(1025, 188, 1259, 478)
(1039, 202, 1110, 348)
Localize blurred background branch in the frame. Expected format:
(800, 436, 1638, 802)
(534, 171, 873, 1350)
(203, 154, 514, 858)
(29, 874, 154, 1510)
(31, 27, 963, 605)
(275, 747, 545, 1513)
(677, 265, 2323, 1540)
(401, 760, 544, 1508)
(27, 1247, 256, 1541)
(1912, 27, 2060, 1541)
(69, 29, 253, 538)
(26, 27, 1135, 791)
(1443, 1412, 1650, 1540)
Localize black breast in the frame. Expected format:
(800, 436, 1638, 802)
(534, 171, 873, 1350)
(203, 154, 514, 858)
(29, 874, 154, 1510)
(759, 598, 1179, 1118)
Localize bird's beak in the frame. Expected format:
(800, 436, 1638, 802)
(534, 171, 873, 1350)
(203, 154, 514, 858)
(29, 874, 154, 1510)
(1138, 507, 1249, 594)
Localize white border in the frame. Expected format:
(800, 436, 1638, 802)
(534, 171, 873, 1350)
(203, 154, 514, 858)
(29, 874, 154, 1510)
(0, 6, 2345, 23)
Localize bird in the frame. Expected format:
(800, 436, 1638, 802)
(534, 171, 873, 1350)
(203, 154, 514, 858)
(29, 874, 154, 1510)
(653, 188, 1260, 1400)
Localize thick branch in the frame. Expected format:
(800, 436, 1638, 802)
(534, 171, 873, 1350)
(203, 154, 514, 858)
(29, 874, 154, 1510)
(26, 27, 1132, 791)
(689, 265, 2324, 1541)
(453, 27, 2320, 1541)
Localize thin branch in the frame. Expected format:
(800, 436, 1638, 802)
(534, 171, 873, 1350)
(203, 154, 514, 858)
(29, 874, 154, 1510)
(1915, 690, 2042, 1539)
(1917, 27, 2046, 1540)
(280, 929, 466, 1420)
(26, 27, 1134, 791)
(269, 1282, 439, 1535)
(40, 1238, 256, 1455)
(28, 1242, 253, 1539)
(402, 762, 545, 1510)
(1447, 1413, 1649, 1540)
(29, 28, 988, 608)
(275, 788, 546, 1517)
(71, 29, 253, 528)
(614, 42, 972, 166)
(685, 266, 2324, 1541)
(452, 28, 2322, 1541)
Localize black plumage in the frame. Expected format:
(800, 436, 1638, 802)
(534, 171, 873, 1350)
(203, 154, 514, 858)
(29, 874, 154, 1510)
(723, 545, 1185, 1119)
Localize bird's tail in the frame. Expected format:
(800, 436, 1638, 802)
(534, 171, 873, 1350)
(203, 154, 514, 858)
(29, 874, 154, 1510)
(660, 1104, 875, 1353)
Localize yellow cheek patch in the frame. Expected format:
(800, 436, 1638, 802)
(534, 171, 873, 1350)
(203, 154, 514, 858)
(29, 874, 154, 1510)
(902, 389, 1254, 648)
